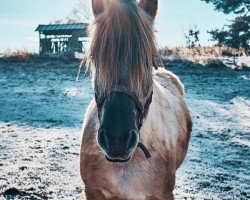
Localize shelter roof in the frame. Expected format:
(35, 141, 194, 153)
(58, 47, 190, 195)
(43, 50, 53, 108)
(35, 23, 88, 32)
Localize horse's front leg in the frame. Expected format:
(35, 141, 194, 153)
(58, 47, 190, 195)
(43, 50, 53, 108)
(146, 193, 174, 200)
(85, 189, 107, 200)
(165, 193, 174, 200)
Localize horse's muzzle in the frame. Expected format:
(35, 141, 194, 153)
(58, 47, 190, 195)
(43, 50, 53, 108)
(98, 129, 138, 163)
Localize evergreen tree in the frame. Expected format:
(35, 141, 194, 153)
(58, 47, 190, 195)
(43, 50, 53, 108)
(201, 0, 250, 51)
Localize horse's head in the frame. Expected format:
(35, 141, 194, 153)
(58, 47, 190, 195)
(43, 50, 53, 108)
(90, 0, 158, 162)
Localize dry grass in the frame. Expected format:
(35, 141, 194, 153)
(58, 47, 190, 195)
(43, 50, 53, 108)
(0, 49, 81, 63)
(1, 46, 249, 69)
(0, 49, 32, 60)
(159, 46, 248, 66)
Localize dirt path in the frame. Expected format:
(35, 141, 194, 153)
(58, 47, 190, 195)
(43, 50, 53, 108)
(0, 61, 249, 199)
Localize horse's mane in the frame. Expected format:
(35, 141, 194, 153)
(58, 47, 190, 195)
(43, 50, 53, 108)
(87, 0, 157, 97)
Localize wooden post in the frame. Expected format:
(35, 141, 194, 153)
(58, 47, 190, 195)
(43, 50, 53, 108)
(39, 32, 41, 54)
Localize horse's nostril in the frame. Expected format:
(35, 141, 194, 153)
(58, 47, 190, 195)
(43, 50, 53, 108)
(99, 129, 106, 135)
(98, 129, 108, 151)
(127, 130, 138, 151)
(129, 130, 138, 138)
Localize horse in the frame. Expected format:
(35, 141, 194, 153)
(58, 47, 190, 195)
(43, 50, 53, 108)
(80, 0, 192, 199)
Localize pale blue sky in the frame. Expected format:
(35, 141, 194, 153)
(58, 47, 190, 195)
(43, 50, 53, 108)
(0, 0, 232, 52)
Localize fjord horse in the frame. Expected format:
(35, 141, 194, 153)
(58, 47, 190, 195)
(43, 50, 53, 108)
(80, 0, 192, 199)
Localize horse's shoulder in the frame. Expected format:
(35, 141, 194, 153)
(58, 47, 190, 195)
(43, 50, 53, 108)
(81, 100, 98, 145)
(83, 100, 98, 128)
(153, 68, 184, 96)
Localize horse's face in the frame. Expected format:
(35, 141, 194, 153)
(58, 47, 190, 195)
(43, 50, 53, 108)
(92, 0, 159, 162)
(98, 93, 139, 162)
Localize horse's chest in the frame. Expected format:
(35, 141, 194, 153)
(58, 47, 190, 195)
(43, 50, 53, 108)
(99, 167, 150, 200)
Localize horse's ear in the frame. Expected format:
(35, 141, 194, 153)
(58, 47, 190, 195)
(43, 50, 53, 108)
(138, 0, 158, 19)
(92, 0, 104, 17)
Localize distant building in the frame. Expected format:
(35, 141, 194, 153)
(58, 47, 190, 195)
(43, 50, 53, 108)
(35, 23, 89, 55)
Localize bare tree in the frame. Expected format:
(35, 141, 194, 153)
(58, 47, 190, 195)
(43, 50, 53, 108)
(184, 25, 200, 49)
(66, 0, 91, 23)
(50, 0, 91, 24)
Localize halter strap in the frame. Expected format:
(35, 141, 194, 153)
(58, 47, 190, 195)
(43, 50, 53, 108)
(95, 85, 153, 158)
(95, 85, 143, 117)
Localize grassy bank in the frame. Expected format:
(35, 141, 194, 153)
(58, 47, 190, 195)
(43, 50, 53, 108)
(159, 46, 250, 69)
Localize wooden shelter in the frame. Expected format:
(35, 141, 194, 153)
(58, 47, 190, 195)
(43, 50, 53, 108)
(35, 23, 88, 55)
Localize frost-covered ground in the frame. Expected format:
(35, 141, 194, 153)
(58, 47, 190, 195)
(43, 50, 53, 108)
(0, 60, 249, 199)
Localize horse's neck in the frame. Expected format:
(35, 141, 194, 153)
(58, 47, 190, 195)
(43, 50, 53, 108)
(140, 78, 183, 151)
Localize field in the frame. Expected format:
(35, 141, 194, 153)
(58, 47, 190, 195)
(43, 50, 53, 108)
(0, 59, 249, 199)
